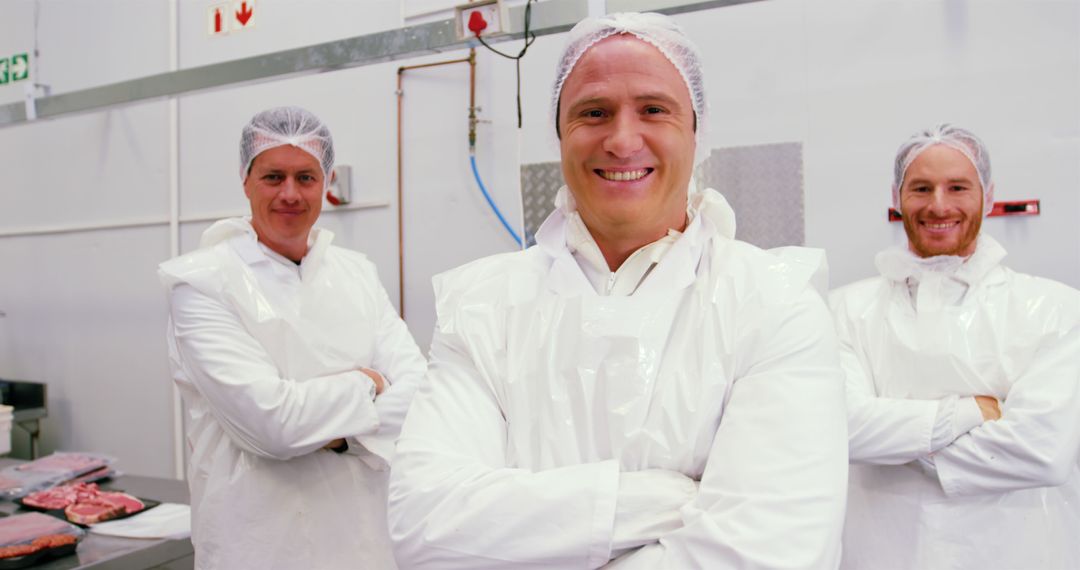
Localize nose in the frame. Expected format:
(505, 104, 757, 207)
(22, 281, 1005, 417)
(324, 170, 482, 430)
(927, 187, 949, 215)
(601, 113, 644, 158)
(278, 177, 301, 203)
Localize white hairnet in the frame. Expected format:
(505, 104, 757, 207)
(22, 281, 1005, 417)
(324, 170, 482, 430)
(551, 12, 710, 166)
(892, 123, 993, 216)
(239, 106, 335, 186)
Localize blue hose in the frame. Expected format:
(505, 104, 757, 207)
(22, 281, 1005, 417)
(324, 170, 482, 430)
(470, 153, 523, 247)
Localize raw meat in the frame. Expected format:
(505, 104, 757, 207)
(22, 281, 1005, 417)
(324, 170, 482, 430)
(22, 482, 101, 510)
(16, 453, 107, 474)
(0, 543, 38, 559)
(0, 513, 82, 559)
(0, 534, 78, 560)
(98, 492, 144, 514)
(24, 483, 145, 525)
(0, 513, 76, 545)
(64, 501, 125, 525)
(62, 491, 144, 524)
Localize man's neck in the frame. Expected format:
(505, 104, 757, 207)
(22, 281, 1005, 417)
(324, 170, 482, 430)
(258, 236, 308, 263)
(591, 216, 688, 271)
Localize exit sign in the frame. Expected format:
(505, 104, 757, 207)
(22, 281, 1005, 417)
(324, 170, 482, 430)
(0, 53, 29, 86)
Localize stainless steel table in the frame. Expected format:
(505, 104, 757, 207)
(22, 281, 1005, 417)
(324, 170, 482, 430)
(0, 460, 193, 570)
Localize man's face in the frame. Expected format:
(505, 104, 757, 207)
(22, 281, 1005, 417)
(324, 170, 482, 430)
(899, 144, 985, 258)
(243, 145, 325, 257)
(557, 34, 696, 243)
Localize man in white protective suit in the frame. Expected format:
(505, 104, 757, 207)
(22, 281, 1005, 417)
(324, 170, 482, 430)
(158, 106, 426, 570)
(833, 124, 1080, 569)
(388, 12, 848, 569)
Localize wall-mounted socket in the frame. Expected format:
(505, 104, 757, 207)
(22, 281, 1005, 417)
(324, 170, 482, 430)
(454, 0, 507, 41)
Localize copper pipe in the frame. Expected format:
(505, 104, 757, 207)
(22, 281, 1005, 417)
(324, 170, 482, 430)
(395, 49, 479, 320)
(399, 56, 472, 73)
(468, 50, 477, 149)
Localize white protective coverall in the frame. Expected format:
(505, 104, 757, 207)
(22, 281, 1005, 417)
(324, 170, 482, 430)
(159, 217, 426, 570)
(389, 187, 849, 569)
(833, 234, 1080, 569)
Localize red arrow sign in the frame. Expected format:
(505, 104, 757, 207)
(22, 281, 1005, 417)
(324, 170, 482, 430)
(236, 2, 253, 26)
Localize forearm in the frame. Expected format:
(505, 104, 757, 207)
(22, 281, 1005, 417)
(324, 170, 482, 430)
(933, 328, 1080, 496)
(621, 292, 848, 569)
(848, 395, 983, 464)
(187, 360, 379, 459)
(389, 442, 620, 569)
(169, 284, 379, 459)
(388, 335, 621, 569)
(609, 470, 698, 558)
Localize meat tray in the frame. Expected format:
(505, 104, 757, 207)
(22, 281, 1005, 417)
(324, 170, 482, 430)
(0, 453, 115, 500)
(15, 495, 160, 528)
(0, 513, 85, 569)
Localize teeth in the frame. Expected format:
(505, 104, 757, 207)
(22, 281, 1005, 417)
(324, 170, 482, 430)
(926, 222, 956, 229)
(599, 169, 648, 181)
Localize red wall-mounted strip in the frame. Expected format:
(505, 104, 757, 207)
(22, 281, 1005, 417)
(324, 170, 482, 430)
(888, 200, 1040, 222)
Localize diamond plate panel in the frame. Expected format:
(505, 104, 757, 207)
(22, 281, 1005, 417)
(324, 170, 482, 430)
(696, 142, 804, 248)
(519, 162, 564, 246)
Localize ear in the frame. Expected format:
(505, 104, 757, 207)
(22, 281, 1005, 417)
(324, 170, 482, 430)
(329, 170, 337, 186)
(891, 184, 901, 211)
(983, 182, 995, 217)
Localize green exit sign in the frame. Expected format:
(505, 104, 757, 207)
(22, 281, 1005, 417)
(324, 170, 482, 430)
(11, 53, 28, 81)
(0, 53, 29, 86)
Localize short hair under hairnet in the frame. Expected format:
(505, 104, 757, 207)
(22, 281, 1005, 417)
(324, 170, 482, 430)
(892, 123, 993, 216)
(551, 12, 710, 166)
(239, 106, 335, 186)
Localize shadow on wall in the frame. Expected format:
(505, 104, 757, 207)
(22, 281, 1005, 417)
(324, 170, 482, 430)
(519, 142, 805, 248)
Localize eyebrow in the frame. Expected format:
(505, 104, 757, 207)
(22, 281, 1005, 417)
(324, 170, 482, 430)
(905, 175, 977, 185)
(565, 92, 686, 114)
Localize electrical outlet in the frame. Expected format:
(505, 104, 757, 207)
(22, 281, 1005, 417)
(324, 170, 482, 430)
(455, 0, 507, 41)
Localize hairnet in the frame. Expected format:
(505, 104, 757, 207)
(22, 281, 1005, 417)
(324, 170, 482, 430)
(239, 106, 335, 186)
(551, 12, 710, 165)
(892, 123, 993, 216)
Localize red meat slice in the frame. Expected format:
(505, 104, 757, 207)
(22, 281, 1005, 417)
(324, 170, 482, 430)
(98, 492, 144, 515)
(23, 482, 101, 510)
(63, 491, 143, 525)
(64, 500, 125, 525)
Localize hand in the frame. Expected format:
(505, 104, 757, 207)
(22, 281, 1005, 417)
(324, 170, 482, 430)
(975, 395, 1002, 421)
(360, 368, 386, 395)
(323, 438, 346, 451)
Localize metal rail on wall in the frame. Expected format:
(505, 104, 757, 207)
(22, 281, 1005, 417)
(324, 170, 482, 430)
(0, 0, 761, 128)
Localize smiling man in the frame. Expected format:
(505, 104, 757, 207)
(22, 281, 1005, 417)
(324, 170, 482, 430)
(831, 124, 1080, 569)
(388, 13, 848, 569)
(158, 106, 425, 569)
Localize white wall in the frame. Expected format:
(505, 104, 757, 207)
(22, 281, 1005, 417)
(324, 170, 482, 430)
(0, 0, 174, 474)
(0, 0, 1076, 478)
